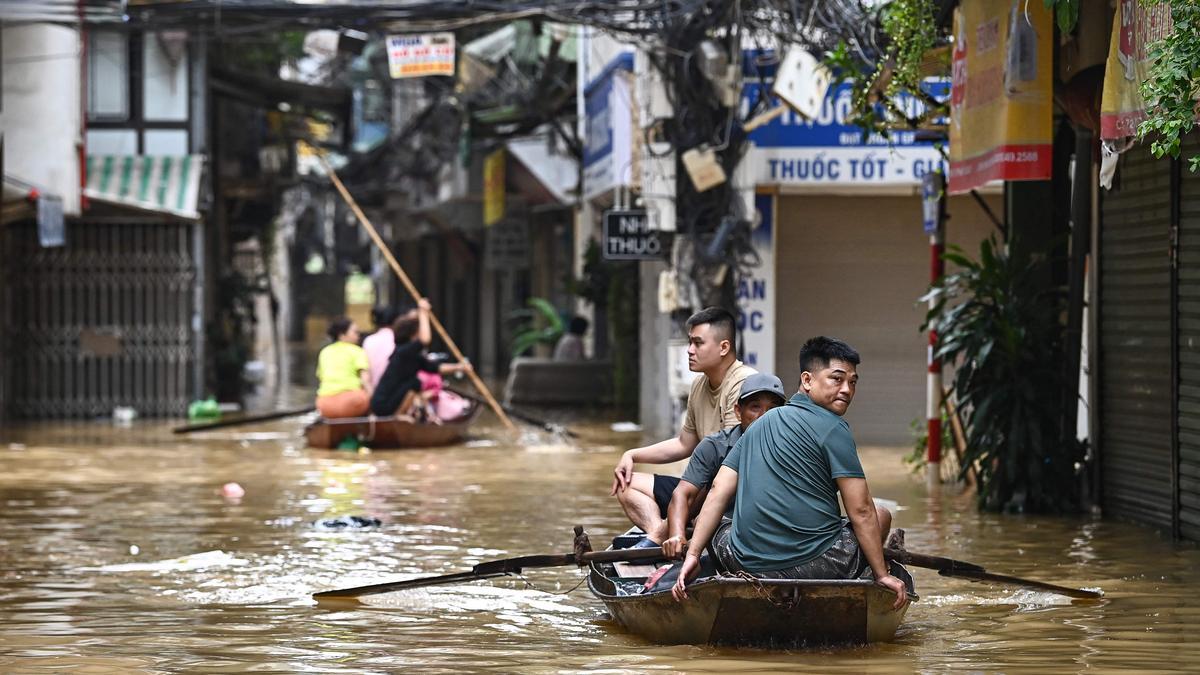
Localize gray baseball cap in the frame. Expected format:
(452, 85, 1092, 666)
(738, 373, 786, 403)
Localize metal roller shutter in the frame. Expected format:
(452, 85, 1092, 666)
(0, 219, 198, 418)
(1177, 136, 1200, 539)
(1099, 142, 1174, 530)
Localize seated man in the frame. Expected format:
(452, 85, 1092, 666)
(610, 307, 755, 548)
(672, 336, 909, 611)
(660, 373, 787, 559)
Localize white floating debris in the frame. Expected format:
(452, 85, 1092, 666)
(465, 440, 499, 448)
(611, 422, 642, 433)
(88, 550, 250, 572)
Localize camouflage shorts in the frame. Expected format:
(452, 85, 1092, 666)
(710, 518, 868, 580)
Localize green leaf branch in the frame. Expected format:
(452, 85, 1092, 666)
(1137, 0, 1200, 171)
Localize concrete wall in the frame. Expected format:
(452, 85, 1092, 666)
(638, 259, 676, 438)
(0, 24, 81, 214)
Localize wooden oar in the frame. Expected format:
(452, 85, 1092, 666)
(320, 155, 516, 432)
(312, 547, 666, 602)
(884, 547, 1102, 599)
(172, 406, 315, 434)
(446, 387, 579, 438)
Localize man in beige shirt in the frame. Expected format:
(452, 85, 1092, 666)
(610, 307, 756, 547)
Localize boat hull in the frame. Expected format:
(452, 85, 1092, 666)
(303, 403, 480, 449)
(589, 560, 916, 646)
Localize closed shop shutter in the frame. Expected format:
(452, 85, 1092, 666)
(773, 194, 999, 445)
(1099, 142, 1173, 529)
(1177, 136, 1200, 539)
(0, 219, 198, 418)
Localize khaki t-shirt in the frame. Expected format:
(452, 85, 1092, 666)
(682, 360, 757, 437)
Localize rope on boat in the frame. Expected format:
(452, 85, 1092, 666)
(516, 569, 590, 596)
(733, 570, 801, 610)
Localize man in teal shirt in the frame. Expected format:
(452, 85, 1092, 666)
(672, 336, 908, 610)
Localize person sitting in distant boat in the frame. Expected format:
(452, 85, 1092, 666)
(363, 305, 402, 390)
(553, 316, 589, 361)
(671, 337, 908, 611)
(370, 298, 472, 419)
(660, 373, 787, 560)
(315, 317, 372, 419)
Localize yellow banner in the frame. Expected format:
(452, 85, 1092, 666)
(948, 0, 1053, 193)
(1100, 0, 1174, 139)
(483, 149, 505, 227)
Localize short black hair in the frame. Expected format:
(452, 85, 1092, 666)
(799, 336, 860, 373)
(685, 306, 737, 351)
(568, 316, 589, 335)
(392, 314, 419, 344)
(371, 306, 399, 328)
(327, 316, 354, 341)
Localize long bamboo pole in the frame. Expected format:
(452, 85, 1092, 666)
(320, 156, 516, 431)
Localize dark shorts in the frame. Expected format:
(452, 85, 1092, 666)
(652, 474, 681, 518)
(711, 518, 868, 580)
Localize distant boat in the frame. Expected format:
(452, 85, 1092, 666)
(587, 531, 918, 646)
(304, 401, 480, 449)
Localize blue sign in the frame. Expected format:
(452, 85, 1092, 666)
(583, 52, 634, 197)
(742, 71, 951, 188)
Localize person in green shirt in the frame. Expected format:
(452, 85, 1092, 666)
(672, 336, 908, 611)
(315, 317, 373, 419)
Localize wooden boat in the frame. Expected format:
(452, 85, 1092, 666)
(587, 532, 918, 647)
(304, 401, 480, 449)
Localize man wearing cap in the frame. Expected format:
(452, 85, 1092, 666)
(660, 373, 787, 559)
(672, 336, 909, 611)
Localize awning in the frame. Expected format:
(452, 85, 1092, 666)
(84, 155, 205, 221)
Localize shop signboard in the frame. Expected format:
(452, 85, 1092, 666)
(483, 149, 505, 226)
(947, 0, 1053, 193)
(738, 194, 775, 375)
(1100, 0, 1174, 139)
(602, 209, 665, 260)
(386, 33, 455, 79)
(744, 80, 949, 189)
(583, 53, 634, 199)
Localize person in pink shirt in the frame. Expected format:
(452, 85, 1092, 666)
(363, 306, 401, 389)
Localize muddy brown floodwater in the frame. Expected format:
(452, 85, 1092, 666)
(1, 414, 1198, 673)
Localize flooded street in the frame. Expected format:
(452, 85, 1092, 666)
(2, 414, 1199, 673)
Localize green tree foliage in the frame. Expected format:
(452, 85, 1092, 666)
(826, 0, 938, 137)
(1137, 0, 1200, 171)
(922, 237, 1086, 513)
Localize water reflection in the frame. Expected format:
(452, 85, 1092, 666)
(0, 418, 1197, 672)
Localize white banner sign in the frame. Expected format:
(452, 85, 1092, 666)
(386, 33, 455, 79)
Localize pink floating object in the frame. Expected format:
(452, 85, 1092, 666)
(221, 482, 246, 499)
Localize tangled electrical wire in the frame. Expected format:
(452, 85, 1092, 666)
(128, 0, 886, 306)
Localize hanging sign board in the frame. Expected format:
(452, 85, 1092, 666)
(482, 149, 505, 226)
(921, 170, 944, 235)
(603, 210, 666, 260)
(1100, 0, 1174, 139)
(947, 0, 1053, 193)
(37, 195, 65, 248)
(386, 33, 455, 79)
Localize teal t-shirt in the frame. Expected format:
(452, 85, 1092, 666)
(721, 392, 865, 571)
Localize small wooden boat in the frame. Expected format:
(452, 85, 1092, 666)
(587, 532, 918, 647)
(304, 401, 480, 449)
